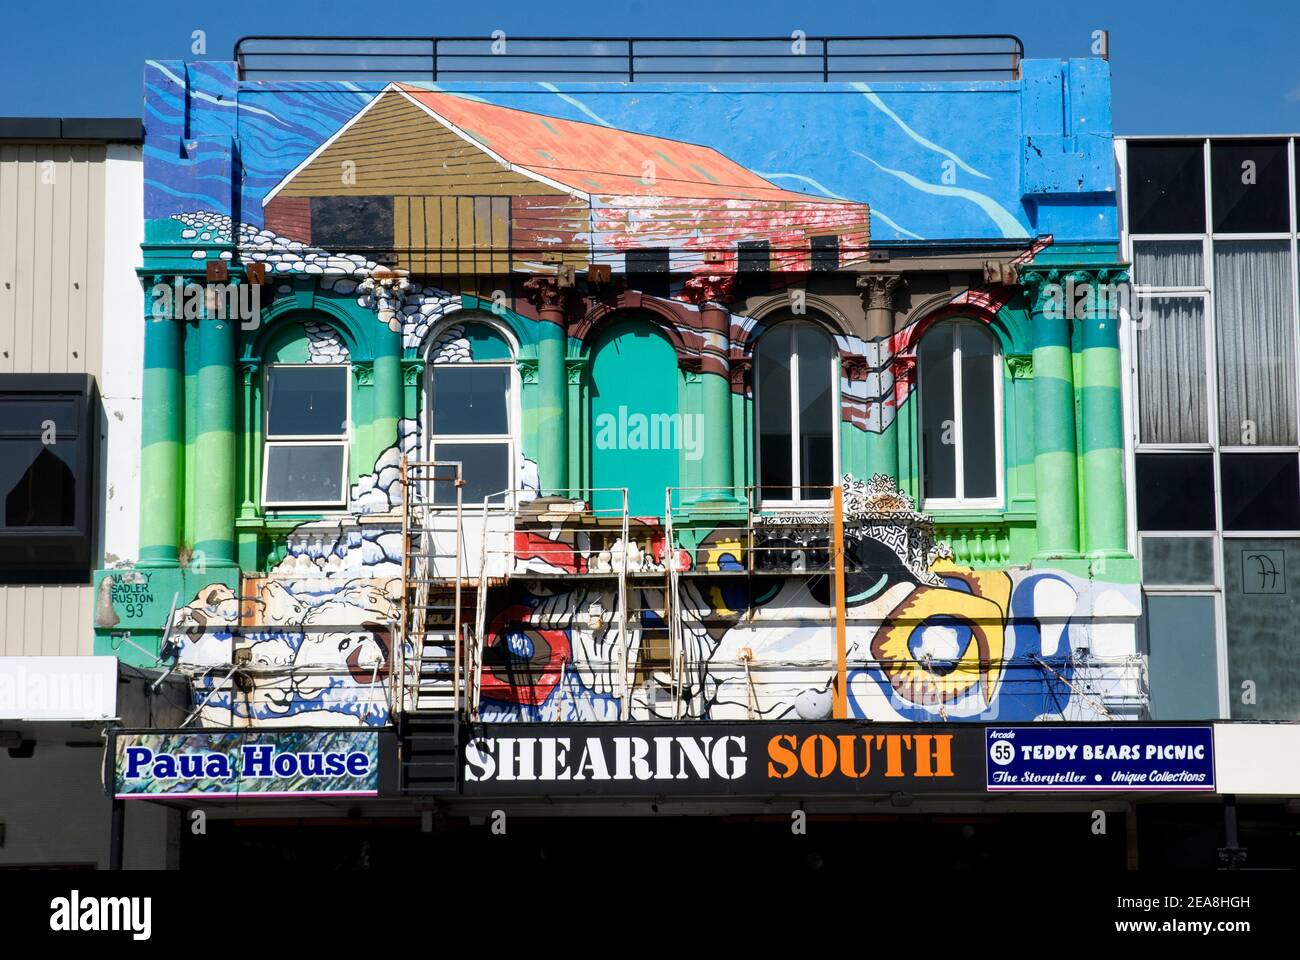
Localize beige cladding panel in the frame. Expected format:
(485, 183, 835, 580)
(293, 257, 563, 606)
(275, 92, 562, 199)
(0, 143, 107, 375)
(0, 584, 95, 656)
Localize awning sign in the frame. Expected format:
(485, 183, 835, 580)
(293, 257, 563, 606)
(462, 723, 988, 795)
(113, 730, 381, 799)
(985, 726, 1215, 791)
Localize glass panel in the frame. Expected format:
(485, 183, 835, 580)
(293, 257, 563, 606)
(757, 325, 793, 499)
(1135, 453, 1216, 530)
(919, 324, 956, 500)
(1220, 453, 1300, 531)
(1125, 141, 1206, 234)
(431, 366, 509, 435)
(959, 326, 997, 499)
(1136, 297, 1208, 444)
(1141, 536, 1216, 585)
(432, 442, 508, 505)
(1210, 139, 1290, 233)
(0, 399, 78, 436)
(797, 326, 834, 495)
(1213, 241, 1296, 445)
(266, 366, 348, 438)
(0, 439, 76, 527)
(1224, 538, 1300, 720)
(264, 444, 346, 504)
(1131, 240, 1203, 287)
(1143, 595, 1221, 720)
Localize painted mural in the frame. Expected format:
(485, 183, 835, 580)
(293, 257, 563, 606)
(103, 51, 1140, 732)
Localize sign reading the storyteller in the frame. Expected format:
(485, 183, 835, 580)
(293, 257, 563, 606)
(461, 723, 987, 795)
(985, 726, 1215, 791)
(113, 730, 381, 799)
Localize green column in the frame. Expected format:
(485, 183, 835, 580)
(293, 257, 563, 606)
(1080, 267, 1129, 556)
(698, 301, 734, 500)
(525, 278, 568, 496)
(193, 306, 237, 565)
(1026, 269, 1080, 559)
(138, 278, 183, 568)
(373, 321, 403, 461)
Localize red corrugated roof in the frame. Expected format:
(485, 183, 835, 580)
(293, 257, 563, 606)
(396, 84, 848, 204)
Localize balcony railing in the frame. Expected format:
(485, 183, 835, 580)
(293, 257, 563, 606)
(234, 35, 1024, 83)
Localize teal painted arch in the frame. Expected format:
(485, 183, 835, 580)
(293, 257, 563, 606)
(421, 309, 522, 362)
(572, 303, 691, 364)
(242, 289, 378, 363)
(898, 299, 1031, 359)
(450, 298, 539, 355)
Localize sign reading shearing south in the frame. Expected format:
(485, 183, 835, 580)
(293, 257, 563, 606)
(985, 726, 1214, 791)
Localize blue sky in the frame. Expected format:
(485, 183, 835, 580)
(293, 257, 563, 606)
(3, 0, 1297, 134)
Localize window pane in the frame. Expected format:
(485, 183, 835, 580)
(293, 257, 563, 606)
(310, 195, 394, 252)
(1210, 139, 1290, 233)
(1224, 538, 1300, 720)
(920, 324, 956, 500)
(959, 327, 998, 499)
(1214, 241, 1296, 445)
(264, 444, 345, 504)
(1136, 297, 1208, 444)
(797, 327, 834, 494)
(1126, 142, 1206, 234)
(266, 366, 347, 438)
(431, 366, 509, 435)
(1141, 536, 1216, 585)
(433, 442, 508, 505)
(1131, 240, 1203, 287)
(1220, 453, 1300, 531)
(1135, 453, 1215, 530)
(1, 439, 76, 527)
(757, 325, 793, 499)
(1143, 595, 1221, 720)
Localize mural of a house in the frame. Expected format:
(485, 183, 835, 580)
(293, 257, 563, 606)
(261, 82, 871, 274)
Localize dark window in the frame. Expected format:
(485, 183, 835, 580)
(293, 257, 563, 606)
(309, 195, 394, 252)
(1126, 142, 1206, 234)
(919, 322, 1000, 504)
(263, 365, 349, 507)
(1210, 139, 1290, 233)
(1135, 453, 1216, 530)
(738, 240, 770, 272)
(756, 323, 836, 502)
(1221, 453, 1300, 531)
(811, 235, 839, 271)
(0, 375, 99, 583)
(624, 248, 670, 298)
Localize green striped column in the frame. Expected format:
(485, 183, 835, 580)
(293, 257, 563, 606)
(697, 298, 736, 501)
(138, 280, 183, 568)
(525, 278, 568, 496)
(193, 308, 237, 565)
(373, 320, 403, 463)
(1025, 269, 1080, 559)
(1080, 267, 1128, 556)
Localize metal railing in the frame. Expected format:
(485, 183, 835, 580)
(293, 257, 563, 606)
(235, 35, 1024, 83)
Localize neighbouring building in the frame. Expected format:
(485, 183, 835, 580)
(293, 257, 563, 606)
(0, 117, 183, 868)
(7, 36, 1292, 871)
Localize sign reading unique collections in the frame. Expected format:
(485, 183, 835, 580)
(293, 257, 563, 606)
(984, 725, 1215, 791)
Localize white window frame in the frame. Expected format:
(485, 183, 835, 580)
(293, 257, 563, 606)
(425, 326, 518, 511)
(261, 362, 351, 510)
(754, 321, 841, 508)
(918, 320, 1005, 511)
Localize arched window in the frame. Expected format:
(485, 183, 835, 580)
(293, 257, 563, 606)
(755, 321, 838, 503)
(261, 320, 351, 509)
(918, 319, 1003, 507)
(427, 319, 515, 505)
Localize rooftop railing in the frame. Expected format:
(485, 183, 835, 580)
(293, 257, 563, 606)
(234, 35, 1024, 84)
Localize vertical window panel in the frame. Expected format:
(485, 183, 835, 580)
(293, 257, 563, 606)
(920, 324, 956, 500)
(1136, 297, 1208, 444)
(959, 327, 998, 499)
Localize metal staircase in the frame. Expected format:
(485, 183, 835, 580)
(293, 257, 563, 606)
(397, 459, 475, 794)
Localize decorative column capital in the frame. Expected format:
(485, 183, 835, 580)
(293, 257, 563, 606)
(402, 359, 424, 386)
(729, 356, 752, 389)
(856, 273, 906, 311)
(1005, 355, 1033, 380)
(842, 354, 871, 382)
(239, 360, 262, 386)
(679, 273, 736, 307)
(351, 361, 375, 386)
(517, 359, 540, 384)
(522, 276, 568, 313)
(892, 354, 918, 385)
(565, 358, 584, 385)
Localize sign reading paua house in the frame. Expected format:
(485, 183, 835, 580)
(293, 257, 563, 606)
(461, 723, 988, 795)
(112, 730, 386, 799)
